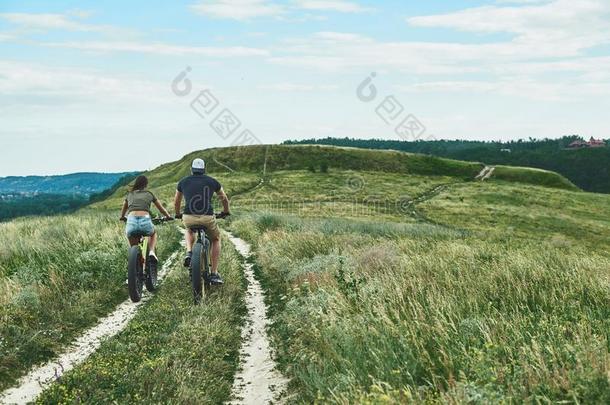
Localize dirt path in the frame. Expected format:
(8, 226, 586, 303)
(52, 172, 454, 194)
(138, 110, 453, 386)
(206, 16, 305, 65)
(475, 165, 495, 181)
(482, 166, 495, 181)
(0, 251, 179, 405)
(227, 232, 288, 404)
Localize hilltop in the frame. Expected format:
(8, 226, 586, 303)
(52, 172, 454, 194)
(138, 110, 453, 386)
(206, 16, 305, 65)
(95, 144, 578, 211)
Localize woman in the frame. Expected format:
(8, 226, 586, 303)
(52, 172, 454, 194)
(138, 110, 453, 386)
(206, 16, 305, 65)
(119, 175, 172, 262)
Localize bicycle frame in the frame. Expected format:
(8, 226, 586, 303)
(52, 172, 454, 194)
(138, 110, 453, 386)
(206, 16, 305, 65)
(194, 228, 211, 271)
(138, 236, 149, 265)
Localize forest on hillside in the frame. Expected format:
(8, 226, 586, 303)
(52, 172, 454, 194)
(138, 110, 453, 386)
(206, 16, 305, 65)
(0, 172, 137, 195)
(0, 173, 138, 222)
(285, 136, 610, 193)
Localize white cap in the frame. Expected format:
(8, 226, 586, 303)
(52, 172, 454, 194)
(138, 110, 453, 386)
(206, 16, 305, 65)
(192, 158, 205, 171)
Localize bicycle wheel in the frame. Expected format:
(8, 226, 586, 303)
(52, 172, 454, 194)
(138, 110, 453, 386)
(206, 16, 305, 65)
(203, 238, 211, 291)
(128, 246, 144, 302)
(145, 247, 158, 292)
(191, 242, 204, 304)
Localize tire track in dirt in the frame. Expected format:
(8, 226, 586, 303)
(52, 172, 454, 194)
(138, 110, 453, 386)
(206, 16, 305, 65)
(0, 250, 179, 405)
(475, 165, 495, 181)
(227, 232, 288, 404)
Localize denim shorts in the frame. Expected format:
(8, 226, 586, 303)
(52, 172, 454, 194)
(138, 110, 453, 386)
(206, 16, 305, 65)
(125, 216, 155, 237)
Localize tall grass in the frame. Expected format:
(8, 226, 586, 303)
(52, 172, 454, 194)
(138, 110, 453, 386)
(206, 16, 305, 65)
(0, 212, 180, 390)
(231, 213, 610, 403)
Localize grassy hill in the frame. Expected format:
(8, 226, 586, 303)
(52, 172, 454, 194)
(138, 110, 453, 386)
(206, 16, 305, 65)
(94, 144, 577, 212)
(287, 137, 603, 192)
(3, 144, 608, 403)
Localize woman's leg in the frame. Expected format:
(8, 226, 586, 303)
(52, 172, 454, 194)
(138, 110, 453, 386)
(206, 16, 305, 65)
(128, 236, 140, 247)
(148, 231, 158, 256)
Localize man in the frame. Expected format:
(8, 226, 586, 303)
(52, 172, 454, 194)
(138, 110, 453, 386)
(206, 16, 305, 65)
(174, 158, 230, 285)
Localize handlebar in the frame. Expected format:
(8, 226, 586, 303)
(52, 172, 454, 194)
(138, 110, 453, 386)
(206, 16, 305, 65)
(173, 213, 230, 220)
(120, 216, 174, 224)
(152, 217, 175, 224)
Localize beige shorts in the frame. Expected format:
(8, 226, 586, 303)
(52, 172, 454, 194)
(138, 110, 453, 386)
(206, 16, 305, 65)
(183, 214, 220, 240)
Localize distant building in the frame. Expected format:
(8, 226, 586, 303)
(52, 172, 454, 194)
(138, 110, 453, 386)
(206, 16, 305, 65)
(500, 148, 511, 153)
(567, 137, 606, 149)
(588, 138, 606, 148)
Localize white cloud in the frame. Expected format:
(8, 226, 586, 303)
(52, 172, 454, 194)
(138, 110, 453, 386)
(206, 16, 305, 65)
(268, 0, 610, 77)
(259, 82, 339, 91)
(190, 0, 371, 20)
(0, 60, 171, 105)
(269, 31, 574, 73)
(190, 0, 285, 20)
(0, 12, 115, 33)
(42, 40, 269, 57)
(400, 80, 567, 101)
(295, 1, 372, 13)
(313, 31, 371, 42)
(407, 0, 610, 55)
(495, 0, 550, 4)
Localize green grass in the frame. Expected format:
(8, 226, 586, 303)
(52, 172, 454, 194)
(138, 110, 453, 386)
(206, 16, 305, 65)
(0, 212, 181, 390)
(36, 232, 246, 404)
(230, 213, 610, 403)
(236, 170, 457, 203)
(230, 170, 459, 221)
(492, 165, 579, 191)
(419, 180, 610, 248)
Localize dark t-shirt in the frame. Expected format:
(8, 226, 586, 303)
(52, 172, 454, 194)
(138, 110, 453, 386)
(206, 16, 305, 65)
(177, 174, 221, 215)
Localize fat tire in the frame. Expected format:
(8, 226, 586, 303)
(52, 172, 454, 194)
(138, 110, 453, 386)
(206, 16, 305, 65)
(191, 242, 204, 304)
(128, 246, 143, 302)
(145, 249, 158, 292)
(203, 239, 211, 292)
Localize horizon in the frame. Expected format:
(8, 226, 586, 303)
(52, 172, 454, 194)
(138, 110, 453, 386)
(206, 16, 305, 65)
(2, 0, 609, 176)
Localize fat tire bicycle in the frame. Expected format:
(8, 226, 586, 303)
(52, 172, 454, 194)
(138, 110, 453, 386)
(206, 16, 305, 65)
(177, 212, 229, 304)
(121, 217, 173, 303)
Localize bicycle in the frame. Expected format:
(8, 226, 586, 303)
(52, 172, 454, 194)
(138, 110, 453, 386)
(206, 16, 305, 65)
(177, 212, 229, 304)
(121, 216, 173, 303)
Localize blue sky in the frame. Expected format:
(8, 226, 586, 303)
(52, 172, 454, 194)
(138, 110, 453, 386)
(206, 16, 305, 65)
(1, 0, 609, 175)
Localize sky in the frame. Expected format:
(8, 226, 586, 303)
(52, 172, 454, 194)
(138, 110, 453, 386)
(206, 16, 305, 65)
(1, 0, 609, 176)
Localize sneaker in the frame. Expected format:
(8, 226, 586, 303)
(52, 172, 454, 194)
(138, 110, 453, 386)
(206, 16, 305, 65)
(183, 252, 192, 268)
(148, 252, 158, 264)
(209, 272, 224, 285)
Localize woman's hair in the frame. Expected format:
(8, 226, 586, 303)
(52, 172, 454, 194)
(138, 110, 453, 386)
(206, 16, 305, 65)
(130, 175, 148, 191)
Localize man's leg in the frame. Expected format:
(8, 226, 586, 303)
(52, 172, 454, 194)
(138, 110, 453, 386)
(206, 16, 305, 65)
(210, 236, 221, 274)
(185, 229, 194, 252)
(183, 229, 194, 267)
